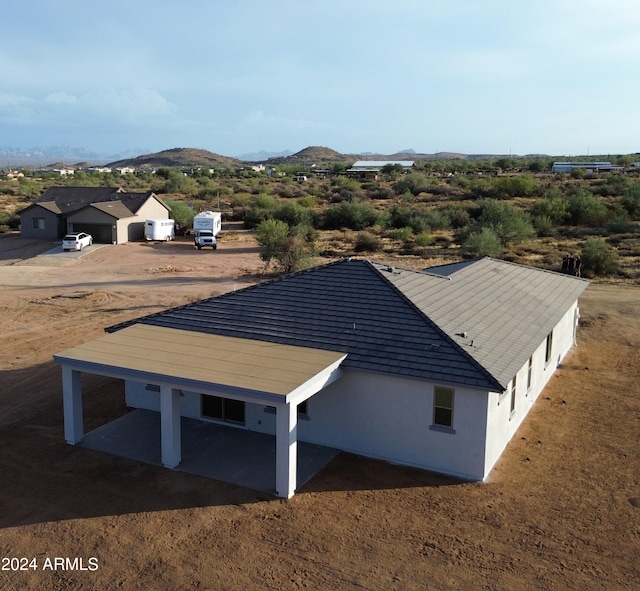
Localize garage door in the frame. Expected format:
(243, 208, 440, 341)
(71, 223, 112, 244)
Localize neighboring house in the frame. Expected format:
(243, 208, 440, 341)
(347, 160, 415, 179)
(19, 187, 170, 243)
(54, 257, 588, 498)
(551, 161, 621, 174)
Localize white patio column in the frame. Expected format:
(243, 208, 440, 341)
(62, 366, 83, 444)
(276, 401, 298, 499)
(160, 385, 181, 468)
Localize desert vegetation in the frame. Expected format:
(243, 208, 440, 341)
(2, 154, 639, 279)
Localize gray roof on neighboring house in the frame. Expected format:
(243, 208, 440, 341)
(351, 160, 415, 169)
(33, 187, 164, 217)
(107, 258, 588, 392)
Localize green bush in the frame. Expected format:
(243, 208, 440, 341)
(322, 199, 379, 230)
(580, 238, 618, 276)
(531, 192, 569, 224)
(462, 227, 503, 257)
(469, 200, 535, 245)
(164, 199, 195, 228)
(619, 184, 640, 219)
(567, 190, 608, 226)
(389, 227, 412, 242)
(533, 215, 555, 237)
(492, 174, 540, 199)
(415, 231, 435, 247)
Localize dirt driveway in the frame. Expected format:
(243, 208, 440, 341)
(0, 233, 639, 591)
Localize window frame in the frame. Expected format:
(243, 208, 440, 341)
(545, 330, 554, 364)
(431, 386, 455, 433)
(509, 375, 517, 416)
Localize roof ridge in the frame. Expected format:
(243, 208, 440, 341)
(371, 262, 504, 391)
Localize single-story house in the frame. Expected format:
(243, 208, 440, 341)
(54, 257, 589, 498)
(346, 160, 415, 179)
(19, 187, 170, 243)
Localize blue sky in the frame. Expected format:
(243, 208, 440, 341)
(2, 0, 639, 157)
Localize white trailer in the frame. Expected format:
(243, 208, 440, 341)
(145, 219, 175, 242)
(193, 211, 222, 250)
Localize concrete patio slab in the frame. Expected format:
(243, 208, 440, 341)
(79, 409, 340, 496)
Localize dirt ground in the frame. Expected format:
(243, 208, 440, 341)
(0, 230, 638, 591)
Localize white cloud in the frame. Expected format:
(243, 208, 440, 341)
(83, 88, 177, 121)
(45, 92, 78, 105)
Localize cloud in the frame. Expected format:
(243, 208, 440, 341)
(82, 88, 178, 122)
(45, 92, 78, 105)
(0, 92, 37, 124)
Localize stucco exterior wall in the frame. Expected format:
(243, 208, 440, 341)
(483, 301, 580, 476)
(125, 371, 491, 481)
(19, 207, 62, 239)
(122, 299, 581, 483)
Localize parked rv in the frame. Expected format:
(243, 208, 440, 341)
(145, 219, 175, 242)
(193, 211, 221, 250)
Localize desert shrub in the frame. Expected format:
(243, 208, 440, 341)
(469, 199, 536, 245)
(492, 174, 540, 199)
(531, 193, 569, 224)
(390, 227, 413, 241)
(297, 196, 318, 208)
(533, 215, 555, 237)
(415, 231, 435, 247)
(567, 190, 608, 226)
(274, 201, 313, 227)
(462, 227, 503, 257)
(439, 204, 471, 229)
(354, 231, 383, 252)
(580, 238, 619, 276)
(255, 219, 314, 273)
(388, 204, 430, 233)
(393, 172, 431, 196)
(605, 215, 631, 234)
(619, 184, 640, 219)
(322, 199, 379, 230)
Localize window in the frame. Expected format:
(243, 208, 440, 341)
(32, 217, 45, 230)
(433, 386, 454, 428)
(510, 375, 517, 415)
(526, 356, 533, 392)
(264, 401, 309, 417)
(145, 384, 161, 392)
(202, 395, 245, 425)
(545, 330, 553, 363)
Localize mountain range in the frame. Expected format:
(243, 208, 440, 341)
(1, 145, 514, 169)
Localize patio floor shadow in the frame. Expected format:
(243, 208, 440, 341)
(79, 409, 340, 496)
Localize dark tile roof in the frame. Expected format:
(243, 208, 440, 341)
(108, 259, 503, 390)
(107, 257, 588, 391)
(36, 187, 161, 216)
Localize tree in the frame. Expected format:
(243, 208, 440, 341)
(580, 238, 618, 276)
(164, 199, 194, 228)
(255, 219, 314, 273)
(567, 190, 608, 226)
(469, 199, 536, 245)
(255, 219, 290, 267)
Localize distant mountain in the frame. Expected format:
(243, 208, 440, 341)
(107, 147, 240, 170)
(0, 146, 144, 167)
(263, 145, 352, 165)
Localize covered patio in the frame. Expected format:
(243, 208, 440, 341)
(54, 324, 346, 498)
